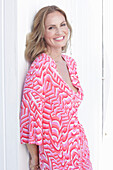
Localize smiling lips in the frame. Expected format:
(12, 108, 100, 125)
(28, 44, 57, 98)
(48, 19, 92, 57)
(54, 36, 65, 41)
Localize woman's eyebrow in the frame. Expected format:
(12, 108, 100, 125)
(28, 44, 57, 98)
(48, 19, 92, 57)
(47, 21, 66, 27)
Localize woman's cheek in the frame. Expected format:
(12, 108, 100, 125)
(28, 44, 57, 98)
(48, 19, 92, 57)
(65, 27, 69, 34)
(46, 31, 54, 38)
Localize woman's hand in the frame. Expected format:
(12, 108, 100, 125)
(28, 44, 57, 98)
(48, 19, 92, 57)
(26, 144, 40, 170)
(29, 158, 40, 170)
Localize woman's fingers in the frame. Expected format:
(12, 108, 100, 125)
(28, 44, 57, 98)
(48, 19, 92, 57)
(29, 159, 40, 170)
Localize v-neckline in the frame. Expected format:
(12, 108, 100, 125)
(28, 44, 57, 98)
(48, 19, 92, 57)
(43, 53, 79, 95)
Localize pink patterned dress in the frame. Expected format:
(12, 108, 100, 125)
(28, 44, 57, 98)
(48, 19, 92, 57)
(20, 53, 92, 170)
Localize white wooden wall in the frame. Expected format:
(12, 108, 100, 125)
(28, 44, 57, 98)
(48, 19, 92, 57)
(0, 0, 112, 170)
(0, 0, 19, 170)
(100, 0, 113, 169)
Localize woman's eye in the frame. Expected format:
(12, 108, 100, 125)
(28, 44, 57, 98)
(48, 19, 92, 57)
(61, 23, 66, 26)
(48, 27, 54, 30)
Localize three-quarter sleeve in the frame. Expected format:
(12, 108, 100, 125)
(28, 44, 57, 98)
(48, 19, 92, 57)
(20, 58, 45, 145)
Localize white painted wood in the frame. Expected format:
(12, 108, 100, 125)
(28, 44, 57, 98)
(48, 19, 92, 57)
(0, 0, 19, 169)
(72, 1, 102, 169)
(4, 0, 19, 168)
(0, 0, 6, 169)
(100, 0, 113, 169)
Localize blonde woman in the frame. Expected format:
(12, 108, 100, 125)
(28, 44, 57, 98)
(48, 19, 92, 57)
(20, 5, 92, 170)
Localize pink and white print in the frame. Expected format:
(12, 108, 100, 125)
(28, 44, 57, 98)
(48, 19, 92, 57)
(20, 53, 92, 170)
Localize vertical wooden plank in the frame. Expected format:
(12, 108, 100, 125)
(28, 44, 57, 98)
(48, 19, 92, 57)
(3, 0, 19, 169)
(100, 0, 113, 169)
(0, 0, 6, 169)
(72, 1, 102, 169)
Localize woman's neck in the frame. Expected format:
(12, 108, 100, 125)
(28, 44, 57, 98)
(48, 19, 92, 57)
(46, 48, 63, 62)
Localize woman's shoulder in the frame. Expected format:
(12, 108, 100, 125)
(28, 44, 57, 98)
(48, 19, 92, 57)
(24, 53, 49, 86)
(24, 53, 47, 80)
(30, 53, 46, 67)
(29, 53, 50, 71)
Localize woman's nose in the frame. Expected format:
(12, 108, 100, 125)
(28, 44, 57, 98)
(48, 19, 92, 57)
(55, 27, 62, 35)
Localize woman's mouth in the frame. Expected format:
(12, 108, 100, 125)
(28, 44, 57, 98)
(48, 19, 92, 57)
(54, 36, 65, 41)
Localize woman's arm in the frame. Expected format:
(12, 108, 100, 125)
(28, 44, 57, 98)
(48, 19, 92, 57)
(26, 144, 40, 170)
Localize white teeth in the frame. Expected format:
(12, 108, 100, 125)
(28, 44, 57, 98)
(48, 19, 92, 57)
(55, 36, 64, 40)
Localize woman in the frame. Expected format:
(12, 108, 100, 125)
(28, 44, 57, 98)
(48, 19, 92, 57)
(20, 5, 92, 170)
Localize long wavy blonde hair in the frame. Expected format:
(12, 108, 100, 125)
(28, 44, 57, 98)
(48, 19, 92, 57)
(25, 5, 72, 62)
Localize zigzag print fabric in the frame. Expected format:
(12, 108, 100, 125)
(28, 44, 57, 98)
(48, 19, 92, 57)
(20, 53, 92, 170)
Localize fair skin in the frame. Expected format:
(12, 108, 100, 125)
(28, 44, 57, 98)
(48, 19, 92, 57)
(44, 11, 69, 61)
(44, 11, 78, 93)
(27, 11, 78, 170)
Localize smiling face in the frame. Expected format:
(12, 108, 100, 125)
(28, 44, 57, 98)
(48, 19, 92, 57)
(44, 11, 69, 53)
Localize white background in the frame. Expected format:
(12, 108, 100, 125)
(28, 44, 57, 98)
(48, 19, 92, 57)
(0, 0, 113, 170)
